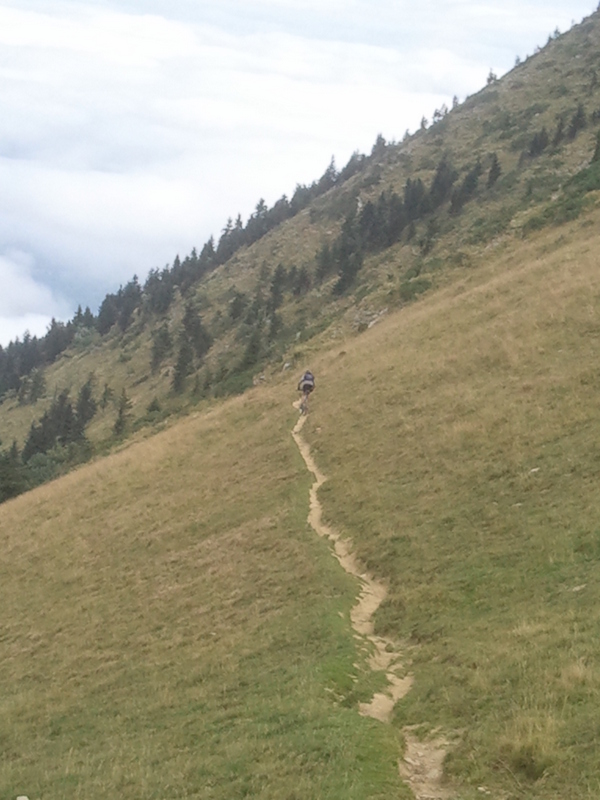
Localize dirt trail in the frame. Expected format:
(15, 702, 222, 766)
(292, 413, 412, 722)
(292, 411, 452, 799)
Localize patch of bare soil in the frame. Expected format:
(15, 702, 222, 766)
(399, 730, 453, 800)
(292, 412, 454, 798)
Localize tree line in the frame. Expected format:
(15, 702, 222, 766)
(4, 92, 599, 405)
(0, 375, 139, 504)
(0, 149, 373, 404)
(0, 316, 88, 401)
(524, 101, 597, 160)
(313, 151, 501, 294)
(0, 377, 96, 503)
(207, 151, 500, 381)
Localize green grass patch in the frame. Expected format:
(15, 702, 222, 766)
(399, 278, 432, 302)
(0, 392, 408, 799)
(523, 160, 600, 232)
(303, 215, 600, 798)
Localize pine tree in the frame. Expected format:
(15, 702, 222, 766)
(241, 325, 262, 369)
(145, 267, 174, 315)
(552, 117, 565, 147)
(371, 133, 387, 157)
(54, 390, 76, 446)
(316, 157, 338, 193)
(113, 389, 132, 436)
(268, 264, 287, 313)
(338, 151, 365, 183)
(97, 295, 118, 335)
(229, 291, 247, 321)
(100, 383, 113, 409)
(568, 103, 586, 139)
(147, 397, 161, 414)
(315, 242, 335, 281)
(334, 211, 363, 290)
(21, 389, 76, 461)
(386, 192, 406, 245)
(0, 442, 27, 503)
(487, 153, 502, 188)
(268, 312, 283, 341)
(404, 178, 428, 222)
(182, 304, 212, 360)
(292, 265, 311, 296)
(419, 218, 438, 255)
(528, 128, 549, 157)
(44, 318, 74, 361)
(82, 306, 95, 328)
(199, 237, 215, 272)
(429, 156, 458, 209)
(74, 376, 97, 439)
(202, 368, 213, 396)
(117, 276, 142, 331)
(172, 339, 194, 393)
(450, 160, 483, 214)
(151, 323, 172, 372)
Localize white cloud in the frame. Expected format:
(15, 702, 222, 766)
(0, 314, 55, 347)
(0, 250, 70, 345)
(0, 251, 56, 316)
(0, 0, 596, 346)
(0, 8, 459, 299)
(0, 6, 196, 67)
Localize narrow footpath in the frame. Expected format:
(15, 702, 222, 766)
(292, 411, 452, 800)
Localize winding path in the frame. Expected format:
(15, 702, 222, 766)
(292, 411, 452, 800)
(292, 412, 412, 722)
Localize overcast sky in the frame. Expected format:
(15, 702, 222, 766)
(0, 0, 596, 346)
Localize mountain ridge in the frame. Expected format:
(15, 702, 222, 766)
(3, 12, 600, 796)
(2, 10, 600, 493)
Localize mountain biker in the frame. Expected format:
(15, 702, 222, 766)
(297, 369, 315, 413)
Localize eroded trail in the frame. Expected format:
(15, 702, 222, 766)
(291, 413, 412, 723)
(292, 412, 453, 800)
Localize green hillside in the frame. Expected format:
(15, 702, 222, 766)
(0, 394, 408, 799)
(306, 209, 600, 797)
(2, 8, 600, 800)
(3, 9, 600, 480)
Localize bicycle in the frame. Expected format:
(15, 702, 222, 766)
(299, 390, 310, 415)
(297, 370, 315, 415)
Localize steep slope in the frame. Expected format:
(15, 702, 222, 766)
(4, 194, 600, 798)
(3, 9, 600, 800)
(3, 10, 600, 491)
(0, 390, 408, 799)
(304, 205, 600, 797)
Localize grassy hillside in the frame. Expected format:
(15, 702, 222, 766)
(4, 198, 600, 798)
(3, 9, 600, 800)
(304, 205, 600, 798)
(0, 390, 408, 799)
(3, 10, 600, 469)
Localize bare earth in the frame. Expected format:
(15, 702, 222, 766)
(292, 411, 452, 799)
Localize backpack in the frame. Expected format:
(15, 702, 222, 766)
(298, 371, 315, 391)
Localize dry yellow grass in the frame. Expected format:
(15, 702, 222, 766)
(297, 206, 600, 797)
(3, 19, 600, 796)
(0, 390, 408, 799)
(4, 201, 600, 800)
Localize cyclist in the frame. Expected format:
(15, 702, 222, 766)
(297, 369, 315, 414)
